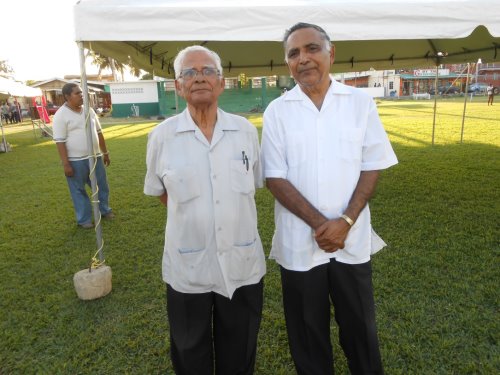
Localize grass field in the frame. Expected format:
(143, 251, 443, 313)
(1, 97, 499, 374)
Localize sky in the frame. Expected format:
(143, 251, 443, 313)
(1, 0, 106, 82)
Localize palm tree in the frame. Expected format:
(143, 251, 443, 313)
(128, 62, 145, 79)
(86, 51, 125, 81)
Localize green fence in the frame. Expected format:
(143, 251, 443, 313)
(162, 86, 283, 116)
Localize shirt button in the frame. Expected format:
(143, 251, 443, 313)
(215, 200, 220, 204)
(212, 175, 217, 179)
(217, 227, 222, 231)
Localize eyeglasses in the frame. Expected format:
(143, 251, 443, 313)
(179, 67, 220, 80)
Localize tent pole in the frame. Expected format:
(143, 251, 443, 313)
(432, 66, 439, 146)
(78, 41, 104, 262)
(460, 63, 471, 144)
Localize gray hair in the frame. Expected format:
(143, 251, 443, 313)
(173, 45, 223, 79)
(283, 22, 331, 61)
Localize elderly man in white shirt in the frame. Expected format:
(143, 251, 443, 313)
(144, 45, 265, 375)
(261, 23, 398, 375)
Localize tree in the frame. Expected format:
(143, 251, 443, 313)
(140, 73, 154, 80)
(86, 51, 125, 81)
(86, 50, 151, 81)
(128, 63, 144, 79)
(0, 60, 14, 78)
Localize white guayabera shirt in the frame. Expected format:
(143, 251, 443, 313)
(261, 80, 398, 270)
(144, 108, 265, 299)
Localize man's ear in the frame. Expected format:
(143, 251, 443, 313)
(174, 79, 183, 97)
(330, 44, 335, 65)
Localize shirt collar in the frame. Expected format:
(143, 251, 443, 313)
(176, 108, 239, 133)
(284, 78, 352, 101)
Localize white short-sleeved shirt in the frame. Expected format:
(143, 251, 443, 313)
(53, 105, 102, 160)
(261, 80, 398, 270)
(144, 108, 266, 299)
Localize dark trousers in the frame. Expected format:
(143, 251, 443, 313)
(280, 259, 383, 375)
(166, 280, 263, 375)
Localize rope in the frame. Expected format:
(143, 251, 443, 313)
(85, 109, 106, 271)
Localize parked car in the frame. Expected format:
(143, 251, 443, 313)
(428, 85, 461, 95)
(45, 103, 60, 115)
(467, 83, 488, 93)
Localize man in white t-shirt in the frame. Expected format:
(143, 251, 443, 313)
(53, 83, 113, 229)
(261, 23, 398, 374)
(144, 46, 265, 374)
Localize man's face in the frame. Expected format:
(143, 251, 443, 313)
(67, 86, 83, 108)
(285, 27, 335, 89)
(175, 51, 224, 107)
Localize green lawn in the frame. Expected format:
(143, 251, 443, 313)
(1, 97, 499, 374)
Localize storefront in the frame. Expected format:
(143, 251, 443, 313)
(399, 68, 466, 95)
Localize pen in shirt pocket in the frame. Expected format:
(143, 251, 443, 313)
(242, 151, 249, 171)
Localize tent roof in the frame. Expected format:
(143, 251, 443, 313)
(0, 77, 42, 97)
(31, 78, 75, 88)
(74, 0, 500, 78)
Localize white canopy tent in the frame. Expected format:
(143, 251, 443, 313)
(0, 77, 42, 153)
(0, 77, 42, 98)
(74, 0, 500, 77)
(72, 0, 500, 261)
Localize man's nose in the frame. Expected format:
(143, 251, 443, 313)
(193, 72, 206, 82)
(299, 50, 309, 64)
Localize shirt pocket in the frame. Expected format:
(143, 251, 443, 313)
(162, 166, 200, 203)
(338, 128, 363, 161)
(230, 160, 255, 194)
(176, 247, 211, 287)
(227, 240, 259, 281)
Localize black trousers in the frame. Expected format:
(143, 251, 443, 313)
(166, 280, 263, 375)
(280, 259, 383, 375)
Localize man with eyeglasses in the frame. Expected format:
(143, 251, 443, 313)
(144, 45, 265, 375)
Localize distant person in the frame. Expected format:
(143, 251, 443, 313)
(9, 102, 19, 124)
(144, 45, 266, 375)
(487, 83, 494, 106)
(1, 102, 10, 124)
(261, 22, 398, 374)
(53, 83, 114, 229)
(14, 100, 23, 122)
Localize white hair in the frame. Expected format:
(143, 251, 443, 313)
(173, 45, 223, 79)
